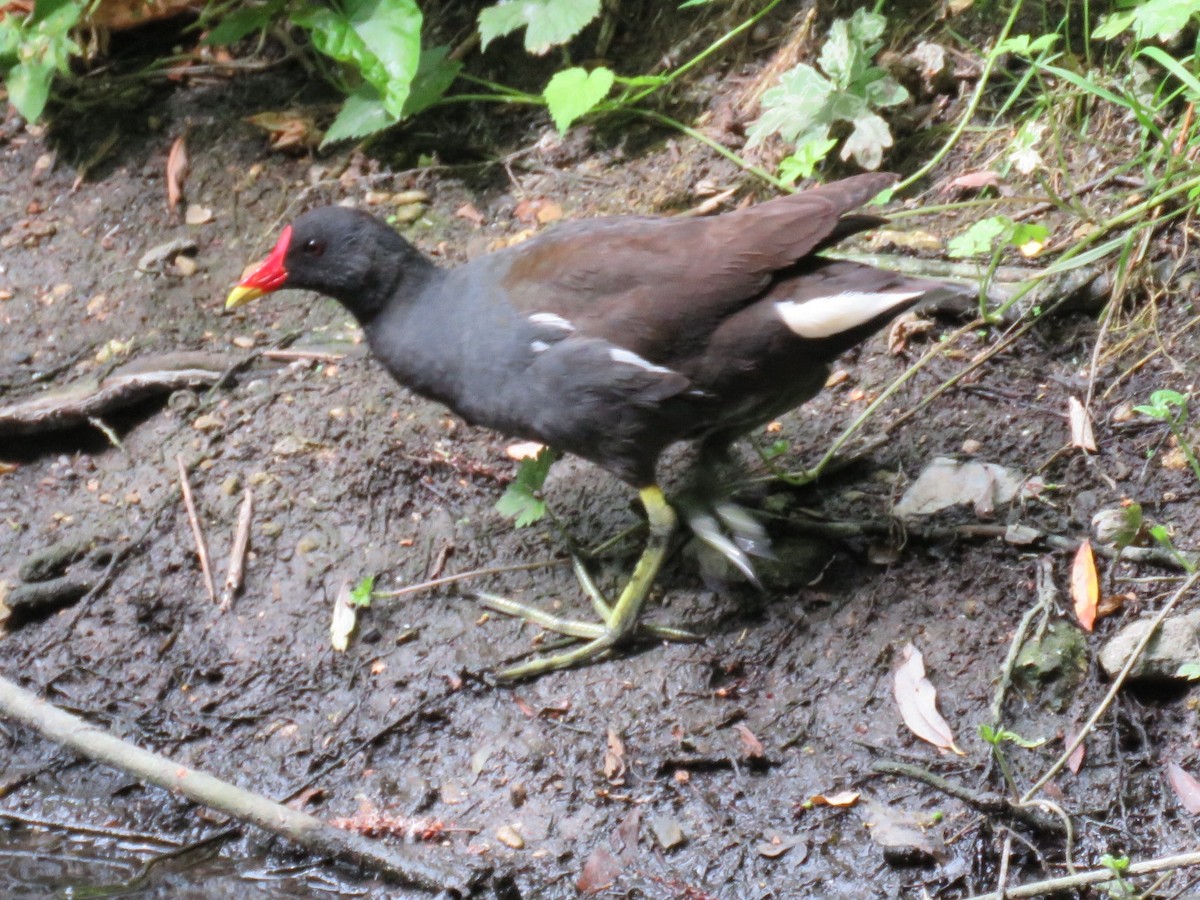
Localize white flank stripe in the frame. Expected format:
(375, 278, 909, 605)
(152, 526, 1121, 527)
(609, 347, 675, 374)
(530, 340, 550, 353)
(775, 291, 923, 338)
(529, 312, 575, 331)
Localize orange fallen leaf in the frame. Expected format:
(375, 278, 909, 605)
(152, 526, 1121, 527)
(810, 790, 860, 807)
(166, 134, 188, 212)
(1071, 540, 1099, 631)
(893, 642, 963, 755)
(244, 112, 323, 152)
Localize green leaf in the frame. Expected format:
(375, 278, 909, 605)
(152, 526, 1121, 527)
(1131, 0, 1200, 42)
(1177, 662, 1200, 680)
(6, 60, 55, 121)
(294, 0, 421, 117)
(678, 0, 715, 7)
(1009, 222, 1049, 248)
(863, 73, 909, 108)
(402, 44, 461, 117)
(746, 64, 833, 148)
(778, 136, 837, 184)
(478, 0, 602, 55)
(1093, 11, 1136, 40)
(205, 0, 285, 46)
(997, 33, 1060, 55)
(947, 216, 1012, 259)
(31, 0, 83, 31)
(321, 84, 398, 146)
(817, 16, 856, 87)
(543, 65, 613, 132)
(840, 111, 892, 170)
(495, 447, 557, 527)
(350, 574, 375, 607)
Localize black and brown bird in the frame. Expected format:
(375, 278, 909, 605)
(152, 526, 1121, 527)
(227, 173, 954, 679)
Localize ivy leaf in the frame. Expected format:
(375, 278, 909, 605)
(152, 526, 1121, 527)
(778, 136, 838, 184)
(1131, 0, 1200, 41)
(544, 66, 613, 132)
(496, 447, 557, 527)
(478, 0, 602, 55)
(946, 216, 1012, 258)
(841, 111, 892, 170)
(350, 574, 376, 607)
(293, 0, 421, 117)
(746, 64, 833, 148)
(6, 60, 56, 121)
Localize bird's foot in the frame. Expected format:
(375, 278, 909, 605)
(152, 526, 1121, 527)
(676, 495, 774, 587)
(477, 554, 700, 681)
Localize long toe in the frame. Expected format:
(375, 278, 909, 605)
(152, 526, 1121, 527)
(713, 500, 775, 560)
(683, 507, 762, 586)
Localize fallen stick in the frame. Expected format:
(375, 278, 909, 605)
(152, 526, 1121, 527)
(0, 675, 479, 894)
(220, 487, 253, 611)
(965, 849, 1200, 900)
(177, 454, 217, 604)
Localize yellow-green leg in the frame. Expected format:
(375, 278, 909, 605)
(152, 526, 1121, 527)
(478, 486, 697, 680)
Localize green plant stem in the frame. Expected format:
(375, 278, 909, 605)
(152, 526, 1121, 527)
(626, 108, 791, 191)
(1168, 421, 1200, 484)
(625, 0, 787, 106)
(896, 1, 1022, 192)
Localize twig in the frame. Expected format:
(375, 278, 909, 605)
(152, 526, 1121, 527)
(0, 675, 477, 894)
(177, 454, 217, 604)
(220, 488, 253, 611)
(871, 761, 1060, 833)
(989, 557, 1056, 726)
(964, 849, 1200, 900)
(261, 348, 347, 363)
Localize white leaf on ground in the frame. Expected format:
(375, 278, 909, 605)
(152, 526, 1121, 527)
(893, 642, 963, 755)
(895, 457, 1042, 519)
(330, 581, 357, 652)
(1068, 396, 1097, 452)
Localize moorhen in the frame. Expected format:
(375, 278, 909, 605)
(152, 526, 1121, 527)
(227, 173, 954, 679)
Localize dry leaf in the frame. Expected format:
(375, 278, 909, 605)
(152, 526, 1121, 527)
(514, 198, 562, 226)
(810, 790, 860, 807)
(893, 642, 963, 754)
(887, 311, 934, 354)
(506, 441, 544, 460)
(166, 134, 188, 212)
(1167, 761, 1200, 814)
(1067, 396, 1097, 452)
(330, 580, 357, 651)
(1071, 540, 1099, 632)
(735, 724, 765, 759)
(604, 728, 626, 783)
(455, 203, 486, 225)
(577, 847, 622, 894)
(184, 204, 213, 225)
(1066, 729, 1085, 775)
(244, 111, 323, 152)
(0, 461, 17, 475)
(942, 170, 1000, 195)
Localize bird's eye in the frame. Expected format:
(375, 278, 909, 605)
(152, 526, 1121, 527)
(303, 239, 326, 257)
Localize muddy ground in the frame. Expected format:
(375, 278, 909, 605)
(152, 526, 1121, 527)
(3, 8, 1200, 900)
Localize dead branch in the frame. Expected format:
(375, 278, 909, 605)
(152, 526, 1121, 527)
(0, 352, 229, 437)
(966, 848, 1200, 900)
(0, 674, 482, 894)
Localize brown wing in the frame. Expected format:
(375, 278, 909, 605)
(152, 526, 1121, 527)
(497, 173, 897, 362)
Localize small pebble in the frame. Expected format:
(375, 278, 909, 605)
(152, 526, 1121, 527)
(496, 825, 525, 850)
(260, 521, 283, 538)
(651, 816, 686, 850)
(221, 475, 240, 496)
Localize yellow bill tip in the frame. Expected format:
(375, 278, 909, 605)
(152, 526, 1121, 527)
(225, 284, 265, 310)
